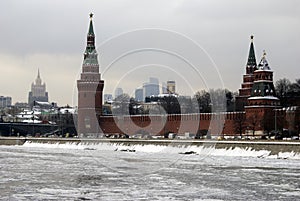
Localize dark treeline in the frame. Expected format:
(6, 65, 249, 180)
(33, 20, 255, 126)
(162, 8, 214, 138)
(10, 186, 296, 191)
(108, 78, 300, 116)
(110, 88, 236, 115)
(275, 78, 300, 107)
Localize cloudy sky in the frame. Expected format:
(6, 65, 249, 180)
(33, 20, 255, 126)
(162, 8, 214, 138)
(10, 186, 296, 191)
(0, 0, 299, 106)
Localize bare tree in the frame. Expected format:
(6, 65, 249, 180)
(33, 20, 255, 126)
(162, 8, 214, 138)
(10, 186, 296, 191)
(247, 112, 259, 137)
(290, 79, 300, 93)
(275, 78, 294, 107)
(234, 113, 246, 138)
(275, 78, 300, 107)
(194, 90, 211, 113)
(113, 93, 130, 115)
(275, 78, 292, 97)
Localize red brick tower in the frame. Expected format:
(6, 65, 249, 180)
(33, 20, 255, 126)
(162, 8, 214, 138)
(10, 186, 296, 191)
(77, 13, 104, 136)
(236, 36, 257, 111)
(245, 51, 280, 135)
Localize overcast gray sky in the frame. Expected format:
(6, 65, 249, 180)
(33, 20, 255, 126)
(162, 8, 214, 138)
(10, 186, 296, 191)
(0, 0, 299, 106)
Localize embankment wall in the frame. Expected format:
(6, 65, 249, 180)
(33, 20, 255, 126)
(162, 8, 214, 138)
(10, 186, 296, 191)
(1, 137, 300, 155)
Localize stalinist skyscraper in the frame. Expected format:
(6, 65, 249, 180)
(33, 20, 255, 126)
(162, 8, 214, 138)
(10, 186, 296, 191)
(28, 69, 49, 107)
(77, 13, 104, 136)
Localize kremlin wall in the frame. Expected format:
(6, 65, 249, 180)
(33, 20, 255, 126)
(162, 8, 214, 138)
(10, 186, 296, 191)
(77, 14, 300, 138)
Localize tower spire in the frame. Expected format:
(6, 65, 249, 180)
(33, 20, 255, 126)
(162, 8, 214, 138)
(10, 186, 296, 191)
(247, 35, 257, 68)
(35, 68, 42, 85)
(37, 68, 40, 79)
(88, 13, 94, 36)
(84, 13, 97, 61)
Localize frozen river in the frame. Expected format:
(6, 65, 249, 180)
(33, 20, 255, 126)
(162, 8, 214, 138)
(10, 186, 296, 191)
(0, 141, 300, 200)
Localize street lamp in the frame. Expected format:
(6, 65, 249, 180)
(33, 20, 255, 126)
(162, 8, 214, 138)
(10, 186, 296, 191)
(275, 109, 277, 132)
(32, 111, 35, 137)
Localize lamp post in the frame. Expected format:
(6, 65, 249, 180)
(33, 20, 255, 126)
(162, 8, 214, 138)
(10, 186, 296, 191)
(274, 109, 277, 132)
(9, 123, 12, 137)
(60, 110, 63, 137)
(199, 106, 202, 137)
(32, 111, 35, 137)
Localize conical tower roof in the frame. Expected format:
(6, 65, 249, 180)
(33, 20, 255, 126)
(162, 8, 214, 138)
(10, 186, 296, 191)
(83, 13, 98, 64)
(88, 13, 94, 36)
(257, 51, 271, 71)
(247, 35, 257, 67)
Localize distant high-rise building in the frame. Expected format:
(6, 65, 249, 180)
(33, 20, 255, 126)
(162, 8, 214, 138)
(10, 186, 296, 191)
(114, 87, 123, 99)
(0, 96, 12, 108)
(149, 77, 159, 85)
(162, 82, 167, 94)
(167, 80, 176, 94)
(144, 77, 159, 99)
(14, 102, 30, 110)
(28, 69, 49, 107)
(135, 88, 143, 102)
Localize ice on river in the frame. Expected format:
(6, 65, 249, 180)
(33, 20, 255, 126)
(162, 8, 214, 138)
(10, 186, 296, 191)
(0, 141, 300, 200)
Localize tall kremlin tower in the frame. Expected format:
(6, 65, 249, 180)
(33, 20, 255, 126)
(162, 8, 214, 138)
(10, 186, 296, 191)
(77, 13, 104, 136)
(235, 36, 258, 111)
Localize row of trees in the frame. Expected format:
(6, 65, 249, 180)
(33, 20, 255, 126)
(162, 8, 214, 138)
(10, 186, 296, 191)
(110, 88, 235, 115)
(109, 77, 299, 116)
(275, 78, 300, 107)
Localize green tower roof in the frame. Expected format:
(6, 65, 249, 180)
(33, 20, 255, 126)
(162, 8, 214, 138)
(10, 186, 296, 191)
(88, 13, 94, 35)
(83, 13, 98, 65)
(247, 35, 257, 67)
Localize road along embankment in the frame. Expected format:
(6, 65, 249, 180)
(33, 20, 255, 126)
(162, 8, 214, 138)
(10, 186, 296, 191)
(1, 137, 300, 155)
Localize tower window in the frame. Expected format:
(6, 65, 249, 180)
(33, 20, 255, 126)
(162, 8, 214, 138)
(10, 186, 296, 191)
(84, 116, 91, 129)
